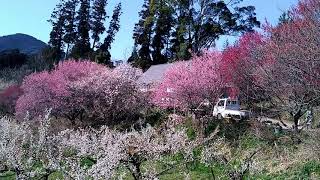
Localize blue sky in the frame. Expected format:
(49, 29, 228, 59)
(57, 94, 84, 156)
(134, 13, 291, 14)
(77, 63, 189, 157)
(0, 0, 298, 60)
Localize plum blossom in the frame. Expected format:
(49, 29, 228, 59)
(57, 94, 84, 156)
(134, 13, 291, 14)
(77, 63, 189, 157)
(15, 60, 146, 126)
(153, 51, 225, 110)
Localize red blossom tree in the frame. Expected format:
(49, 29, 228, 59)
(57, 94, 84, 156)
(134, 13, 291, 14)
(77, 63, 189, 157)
(0, 85, 23, 115)
(221, 32, 266, 106)
(254, 0, 320, 130)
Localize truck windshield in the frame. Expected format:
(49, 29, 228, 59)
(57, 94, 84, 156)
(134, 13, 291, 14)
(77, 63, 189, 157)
(218, 101, 224, 106)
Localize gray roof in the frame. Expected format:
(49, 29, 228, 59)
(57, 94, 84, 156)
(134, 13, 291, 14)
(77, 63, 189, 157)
(137, 63, 174, 85)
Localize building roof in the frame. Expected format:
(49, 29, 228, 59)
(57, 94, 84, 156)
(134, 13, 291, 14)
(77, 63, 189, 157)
(137, 63, 174, 85)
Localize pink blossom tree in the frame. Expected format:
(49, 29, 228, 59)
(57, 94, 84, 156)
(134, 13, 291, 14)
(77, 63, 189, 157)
(152, 51, 225, 110)
(15, 60, 105, 120)
(70, 65, 147, 126)
(15, 71, 69, 119)
(113, 63, 143, 81)
(16, 60, 146, 126)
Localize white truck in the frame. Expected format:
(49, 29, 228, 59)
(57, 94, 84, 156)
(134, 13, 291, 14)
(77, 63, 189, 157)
(212, 98, 250, 120)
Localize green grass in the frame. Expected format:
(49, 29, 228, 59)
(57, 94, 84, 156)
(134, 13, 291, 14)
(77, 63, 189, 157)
(248, 160, 320, 180)
(2, 155, 319, 180)
(0, 171, 15, 180)
(48, 171, 64, 180)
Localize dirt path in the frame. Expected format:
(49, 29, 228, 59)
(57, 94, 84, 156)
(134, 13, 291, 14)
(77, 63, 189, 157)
(257, 117, 300, 130)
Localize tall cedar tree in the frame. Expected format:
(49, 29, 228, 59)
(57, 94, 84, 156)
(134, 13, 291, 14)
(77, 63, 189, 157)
(97, 3, 122, 67)
(91, 0, 108, 49)
(63, 0, 78, 58)
(48, 0, 66, 66)
(170, 0, 193, 60)
(71, 0, 92, 59)
(130, 0, 156, 70)
(151, 0, 175, 64)
(49, 0, 122, 63)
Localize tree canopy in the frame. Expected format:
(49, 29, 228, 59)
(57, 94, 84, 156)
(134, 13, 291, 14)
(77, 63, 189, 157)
(129, 0, 260, 70)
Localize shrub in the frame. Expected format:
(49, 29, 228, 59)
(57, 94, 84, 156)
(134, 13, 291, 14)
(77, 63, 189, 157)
(16, 60, 146, 126)
(143, 108, 169, 127)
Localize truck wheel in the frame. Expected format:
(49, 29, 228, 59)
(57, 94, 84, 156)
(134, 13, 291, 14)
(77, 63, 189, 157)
(217, 114, 223, 120)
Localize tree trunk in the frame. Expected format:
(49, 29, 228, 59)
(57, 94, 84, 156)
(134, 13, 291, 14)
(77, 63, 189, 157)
(131, 161, 142, 180)
(14, 166, 23, 180)
(292, 109, 303, 133)
(70, 118, 76, 127)
(92, 39, 97, 50)
(128, 156, 143, 180)
(65, 43, 70, 59)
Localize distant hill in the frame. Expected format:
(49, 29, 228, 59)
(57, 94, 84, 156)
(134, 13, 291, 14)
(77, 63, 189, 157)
(0, 33, 47, 55)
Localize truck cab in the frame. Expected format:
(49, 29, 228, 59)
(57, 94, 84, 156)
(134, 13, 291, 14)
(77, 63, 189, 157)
(212, 98, 250, 120)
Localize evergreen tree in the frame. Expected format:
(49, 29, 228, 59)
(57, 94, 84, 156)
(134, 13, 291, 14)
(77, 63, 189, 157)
(151, 0, 175, 64)
(101, 3, 122, 51)
(278, 11, 292, 25)
(48, 0, 122, 63)
(94, 50, 113, 67)
(132, 0, 260, 65)
(190, 0, 260, 54)
(48, 0, 66, 66)
(62, 0, 78, 58)
(71, 0, 91, 59)
(170, 0, 193, 60)
(91, 0, 108, 49)
(127, 45, 139, 63)
(97, 3, 122, 66)
(131, 0, 156, 70)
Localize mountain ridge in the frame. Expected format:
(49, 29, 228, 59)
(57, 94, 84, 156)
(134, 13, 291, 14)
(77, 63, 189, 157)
(0, 33, 47, 55)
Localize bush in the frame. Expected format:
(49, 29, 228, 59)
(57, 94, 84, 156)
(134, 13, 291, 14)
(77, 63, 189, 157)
(15, 70, 70, 119)
(143, 108, 168, 127)
(16, 60, 146, 126)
